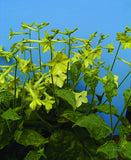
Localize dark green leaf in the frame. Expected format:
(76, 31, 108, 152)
(73, 113, 111, 140)
(14, 129, 48, 147)
(97, 140, 118, 159)
(45, 130, 85, 160)
(96, 104, 118, 115)
(0, 119, 12, 149)
(24, 150, 42, 160)
(1, 108, 21, 120)
(55, 89, 76, 110)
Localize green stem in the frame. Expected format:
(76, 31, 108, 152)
(67, 34, 71, 87)
(49, 40, 58, 113)
(13, 57, 17, 108)
(29, 30, 35, 79)
(110, 42, 121, 71)
(109, 101, 113, 131)
(38, 28, 42, 72)
(113, 95, 131, 134)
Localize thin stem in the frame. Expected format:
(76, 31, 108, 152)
(29, 30, 33, 63)
(13, 57, 18, 108)
(38, 28, 42, 72)
(110, 42, 121, 71)
(67, 34, 71, 87)
(109, 101, 113, 131)
(113, 96, 131, 134)
(29, 30, 35, 79)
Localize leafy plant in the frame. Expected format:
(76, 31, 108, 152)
(0, 22, 131, 159)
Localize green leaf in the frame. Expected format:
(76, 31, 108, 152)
(0, 119, 12, 149)
(62, 111, 111, 140)
(84, 68, 99, 89)
(55, 89, 76, 110)
(1, 108, 21, 120)
(14, 129, 48, 147)
(123, 89, 131, 106)
(45, 130, 85, 160)
(97, 140, 118, 159)
(0, 91, 14, 101)
(73, 113, 111, 140)
(96, 104, 118, 115)
(61, 110, 84, 123)
(70, 61, 82, 84)
(119, 136, 131, 159)
(24, 150, 42, 160)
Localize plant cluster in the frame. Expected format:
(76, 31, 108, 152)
(0, 22, 131, 159)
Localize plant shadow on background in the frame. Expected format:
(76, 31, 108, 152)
(0, 22, 131, 160)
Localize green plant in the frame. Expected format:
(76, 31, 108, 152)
(0, 22, 131, 160)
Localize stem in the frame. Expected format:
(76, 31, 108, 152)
(29, 30, 35, 79)
(29, 30, 33, 63)
(110, 42, 121, 71)
(113, 96, 131, 134)
(13, 57, 17, 108)
(67, 34, 71, 87)
(49, 40, 58, 113)
(38, 28, 42, 72)
(109, 101, 113, 131)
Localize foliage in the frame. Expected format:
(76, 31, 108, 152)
(0, 22, 131, 159)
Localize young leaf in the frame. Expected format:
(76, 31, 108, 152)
(97, 140, 118, 159)
(70, 61, 82, 85)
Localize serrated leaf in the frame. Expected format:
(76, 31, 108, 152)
(55, 89, 76, 110)
(97, 140, 118, 159)
(14, 129, 48, 147)
(96, 104, 118, 115)
(73, 113, 111, 140)
(1, 108, 21, 120)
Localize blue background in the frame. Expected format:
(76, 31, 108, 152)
(0, 0, 131, 134)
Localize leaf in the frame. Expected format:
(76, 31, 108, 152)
(61, 110, 84, 123)
(55, 89, 76, 110)
(14, 129, 48, 147)
(0, 119, 12, 149)
(73, 113, 111, 140)
(45, 130, 85, 160)
(119, 136, 131, 159)
(123, 89, 131, 106)
(96, 104, 118, 115)
(0, 91, 14, 101)
(1, 108, 21, 120)
(24, 150, 42, 160)
(97, 140, 118, 159)
(62, 111, 111, 140)
(70, 61, 82, 84)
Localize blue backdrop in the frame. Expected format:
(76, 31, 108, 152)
(0, 0, 131, 134)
